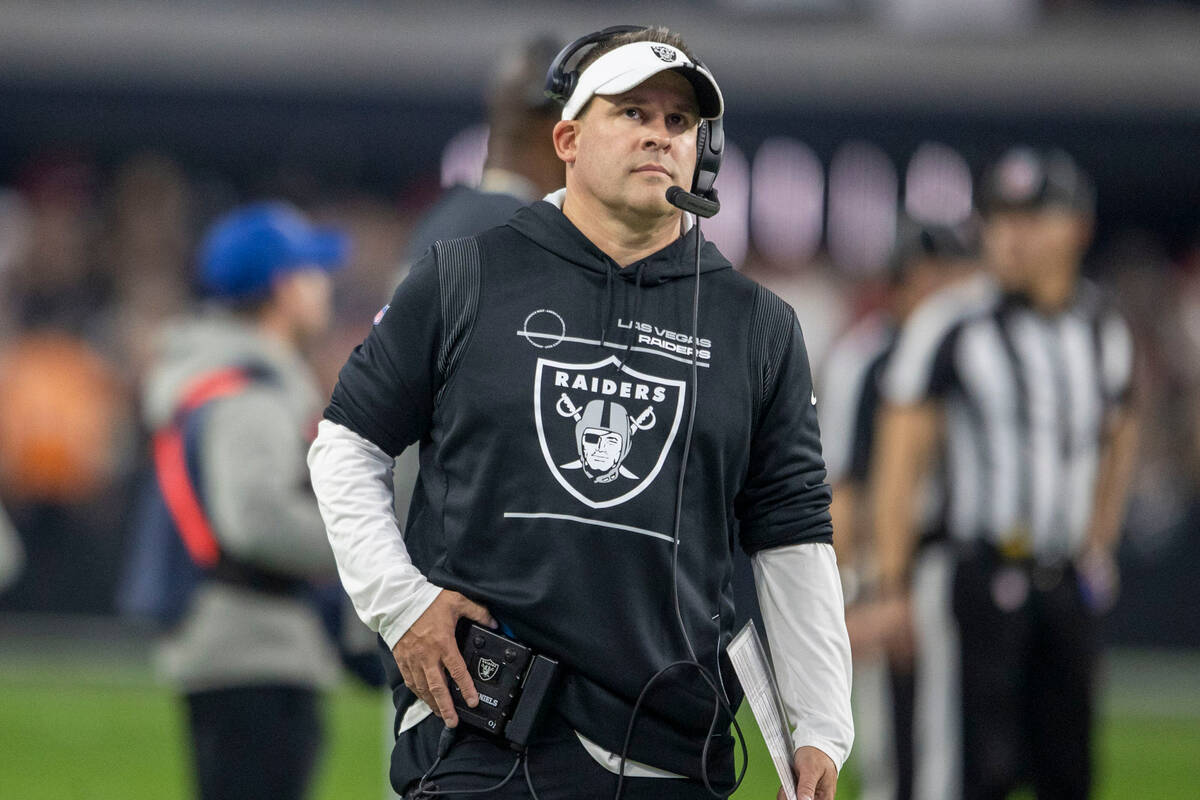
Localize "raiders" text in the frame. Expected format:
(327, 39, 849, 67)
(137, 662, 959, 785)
(554, 371, 668, 403)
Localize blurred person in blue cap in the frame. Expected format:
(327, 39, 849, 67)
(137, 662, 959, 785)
(871, 148, 1139, 800)
(134, 201, 350, 800)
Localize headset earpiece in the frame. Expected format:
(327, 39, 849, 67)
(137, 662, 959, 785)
(692, 117, 724, 200)
(544, 25, 648, 105)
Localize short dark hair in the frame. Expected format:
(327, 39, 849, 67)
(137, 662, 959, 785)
(487, 35, 563, 118)
(575, 26, 697, 76)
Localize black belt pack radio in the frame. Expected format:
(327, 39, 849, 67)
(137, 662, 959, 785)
(450, 619, 560, 750)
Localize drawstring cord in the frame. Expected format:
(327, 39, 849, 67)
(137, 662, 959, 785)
(614, 262, 646, 372)
(599, 264, 615, 350)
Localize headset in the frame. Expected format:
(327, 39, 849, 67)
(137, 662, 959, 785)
(544, 25, 724, 210)
(416, 28, 740, 800)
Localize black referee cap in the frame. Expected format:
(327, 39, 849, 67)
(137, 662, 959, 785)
(979, 146, 1095, 216)
(889, 215, 980, 283)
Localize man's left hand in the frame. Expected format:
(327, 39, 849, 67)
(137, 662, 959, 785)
(1077, 544, 1119, 613)
(778, 746, 837, 800)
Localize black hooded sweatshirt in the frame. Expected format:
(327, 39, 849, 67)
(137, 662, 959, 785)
(325, 200, 832, 781)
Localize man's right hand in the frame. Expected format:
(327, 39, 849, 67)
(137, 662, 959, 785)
(391, 589, 497, 728)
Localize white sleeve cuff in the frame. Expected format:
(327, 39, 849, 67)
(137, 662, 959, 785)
(790, 732, 848, 772)
(307, 419, 441, 648)
(752, 541, 855, 772)
(379, 582, 443, 650)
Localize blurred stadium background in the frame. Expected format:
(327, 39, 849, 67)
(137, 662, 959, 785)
(1, 1, 1198, 797)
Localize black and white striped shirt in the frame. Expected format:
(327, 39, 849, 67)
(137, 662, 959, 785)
(820, 311, 895, 488)
(882, 274, 1134, 560)
(821, 310, 943, 538)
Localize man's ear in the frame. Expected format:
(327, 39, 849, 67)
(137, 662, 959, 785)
(268, 269, 299, 313)
(553, 120, 580, 165)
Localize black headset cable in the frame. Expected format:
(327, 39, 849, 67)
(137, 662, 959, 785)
(412, 725, 524, 798)
(613, 212, 748, 800)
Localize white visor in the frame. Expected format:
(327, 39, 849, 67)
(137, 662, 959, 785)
(561, 41, 724, 122)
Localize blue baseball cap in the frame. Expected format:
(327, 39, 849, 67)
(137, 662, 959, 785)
(198, 202, 349, 299)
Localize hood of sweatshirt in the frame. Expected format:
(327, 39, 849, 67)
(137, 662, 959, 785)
(507, 190, 732, 284)
(142, 309, 322, 431)
(506, 192, 733, 358)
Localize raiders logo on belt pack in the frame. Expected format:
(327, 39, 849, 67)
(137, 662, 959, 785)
(477, 657, 500, 682)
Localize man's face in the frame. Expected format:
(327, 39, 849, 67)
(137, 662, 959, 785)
(274, 267, 333, 344)
(984, 208, 1090, 292)
(555, 71, 700, 219)
(581, 427, 624, 472)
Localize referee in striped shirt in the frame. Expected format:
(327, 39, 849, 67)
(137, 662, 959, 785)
(870, 147, 1140, 800)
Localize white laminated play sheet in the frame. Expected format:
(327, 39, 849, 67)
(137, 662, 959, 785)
(727, 620, 797, 800)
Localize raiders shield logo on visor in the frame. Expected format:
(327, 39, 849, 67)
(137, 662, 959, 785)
(650, 45, 678, 63)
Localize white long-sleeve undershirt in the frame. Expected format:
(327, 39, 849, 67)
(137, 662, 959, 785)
(752, 541, 853, 769)
(307, 420, 441, 648)
(307, 419, 853, 773)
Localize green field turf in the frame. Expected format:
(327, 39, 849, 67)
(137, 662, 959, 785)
(2, 664, 1198, 800)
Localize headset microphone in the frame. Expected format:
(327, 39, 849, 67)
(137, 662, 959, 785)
(666, 185, 720, 219)
(669, 114, 724, 218)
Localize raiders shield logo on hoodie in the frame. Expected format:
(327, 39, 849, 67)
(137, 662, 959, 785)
(534, 355, 685, 508)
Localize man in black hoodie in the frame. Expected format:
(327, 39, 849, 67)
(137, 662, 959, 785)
(309, 26, 852, 800)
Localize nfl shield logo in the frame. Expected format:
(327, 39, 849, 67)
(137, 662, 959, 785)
(534, 355, 685, 509)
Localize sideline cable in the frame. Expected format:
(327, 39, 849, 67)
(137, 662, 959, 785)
(412, 726, 524, 798)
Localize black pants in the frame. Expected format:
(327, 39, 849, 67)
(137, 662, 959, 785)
(392, 712, 730, 800)
(888, 658, 915, 800)
(953, 547, 1097, 800)
(185, 685, 322, 800)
